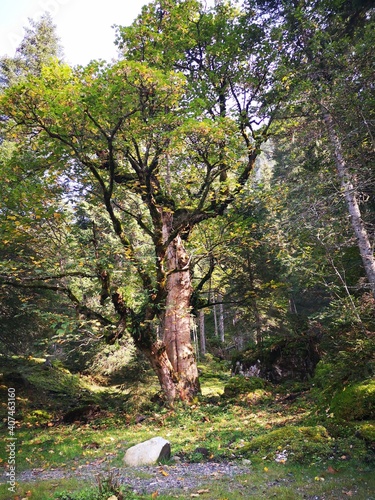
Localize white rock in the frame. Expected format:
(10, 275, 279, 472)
(124, 436, 171, 466)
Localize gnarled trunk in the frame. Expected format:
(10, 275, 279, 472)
(135, 212, 200, 403)
(161, 218, 200, 400)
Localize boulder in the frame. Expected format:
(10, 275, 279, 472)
(124, 437, 171, 466)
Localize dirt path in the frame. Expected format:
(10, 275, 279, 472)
(2, 460, 253, 495)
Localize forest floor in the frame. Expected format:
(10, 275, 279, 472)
(0, 355, 374, 499)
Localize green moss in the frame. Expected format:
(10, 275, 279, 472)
(244, 389, 273, 405)
(243, 425, 333, 462)
(223, 375, 270, 398)
(330, 379, 375, 421)
(313, 361, 336, 389)
(355, 421, 375, 444)
(24, 409, 53, 425)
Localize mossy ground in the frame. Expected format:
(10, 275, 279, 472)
(0, 356, 374, 499)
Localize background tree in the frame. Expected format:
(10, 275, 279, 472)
(0, 15, 67, 355)
(258, 0, 375, 297)
(0, 13, 63, 86)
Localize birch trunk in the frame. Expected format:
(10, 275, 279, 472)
(199, 310, 206, 357)
(323, 110, 375, 298)
(218, 293, 225, 342)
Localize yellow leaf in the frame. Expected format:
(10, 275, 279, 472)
(264, 467, 269, 472)
(152, 492, 159, 499)
(160, 469, 169, 477)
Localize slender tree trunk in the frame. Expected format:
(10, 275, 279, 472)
(218, 293, 225, 342)
(199, 310, 206, 357)
(213, 293, 219, 337)
(323, 109, 375, 298)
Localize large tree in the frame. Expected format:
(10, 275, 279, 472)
(0, 1, 277, 402)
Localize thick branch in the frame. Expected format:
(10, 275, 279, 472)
(0, 277, 113, 326)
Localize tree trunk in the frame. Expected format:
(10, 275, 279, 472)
(162, 232, 200, 400)
(131, 213, 201, 404)
(144, 340, 179, 403)
(213, 295, 219, 337)
(199, 310, 206, 357)
(323, 109, 375, 298)
(143, 212, 200, 402)
(218, 293, 225, 342)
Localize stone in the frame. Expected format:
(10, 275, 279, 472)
(124, 437, 171, 466)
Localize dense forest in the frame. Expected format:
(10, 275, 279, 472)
(0, 1, 374, 498)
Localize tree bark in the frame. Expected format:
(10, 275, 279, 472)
(199, 310, 206, 357)
(141, 211, 200, 403)
(323, 109, 375, 298)
(218, 293, 225, 342)
(162, 233, 200, 400)
(213, 302, 219, 337)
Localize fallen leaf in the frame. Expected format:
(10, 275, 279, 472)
(264, 467, 269, 472)
(190, 495, 199, 498)
(160, 469, 169, 477)
(151, 492, 159, 499)
(327, 466, 338, 474)
(197, 490, 210, 494)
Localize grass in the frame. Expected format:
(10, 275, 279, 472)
(0, 356, 374, 499)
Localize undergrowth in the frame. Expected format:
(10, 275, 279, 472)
(0, 354, 374, 500)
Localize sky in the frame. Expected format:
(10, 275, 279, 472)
(0, 0, 152, 66)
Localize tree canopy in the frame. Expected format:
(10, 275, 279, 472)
(0, 0, 374, 403)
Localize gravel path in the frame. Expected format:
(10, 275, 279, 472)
(1, 460, 252, 495)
